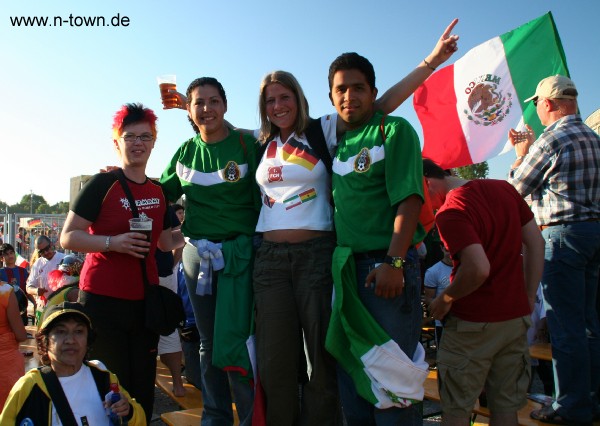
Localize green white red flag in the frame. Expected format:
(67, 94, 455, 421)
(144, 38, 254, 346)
(414, 12, 570, 169)
(15, 252, 29, 269)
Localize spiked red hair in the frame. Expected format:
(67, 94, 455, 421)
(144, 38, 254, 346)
(112, 103, 158, 140)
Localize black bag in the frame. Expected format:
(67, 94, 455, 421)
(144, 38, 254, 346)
(180, 324, 200, 343)
(144, 284, 186, 336)
(114, 169, 185, 336)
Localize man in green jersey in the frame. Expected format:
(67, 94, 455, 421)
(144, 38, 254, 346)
(328, 52, 425, 426)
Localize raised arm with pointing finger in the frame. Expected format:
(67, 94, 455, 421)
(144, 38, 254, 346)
(161, 19, 460, 124)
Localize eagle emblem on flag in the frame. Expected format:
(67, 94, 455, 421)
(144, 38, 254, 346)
(463, 74, 513, 126)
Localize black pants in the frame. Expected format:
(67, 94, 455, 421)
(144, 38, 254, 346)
(79, 291, 159, 423)
(253, 235, 339, 426)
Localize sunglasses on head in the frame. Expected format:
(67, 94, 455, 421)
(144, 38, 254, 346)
(38, 245, 52, 255)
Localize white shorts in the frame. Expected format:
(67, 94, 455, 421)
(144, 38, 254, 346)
(157, 274, 183, 355)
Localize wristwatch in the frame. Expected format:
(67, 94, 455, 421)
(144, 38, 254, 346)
(384, 255, 405, 269)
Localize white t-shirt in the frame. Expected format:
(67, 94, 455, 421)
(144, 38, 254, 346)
(424, 260, 452, 327)
(255, 115, 339, 232)
(26, 251, 65, 304)
(52, 363, 109, 426)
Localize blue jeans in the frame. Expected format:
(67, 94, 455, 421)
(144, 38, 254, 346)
(183, 244, 254, 426)
(182, 337, 202, 390)
(337, 248, 423, 426)
(542, 222, 600, 422)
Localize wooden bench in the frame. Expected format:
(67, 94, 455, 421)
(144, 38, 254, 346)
(155, 359, 203, 410)
(160, 407, 240, 426)
(156, 360, 239, 425)
(422, 369, 600, 426)
(529, 343, 552, 362)
(21, 325, 41, 371)
(161, 408, 202, 426)
(160, 405, 240, 426)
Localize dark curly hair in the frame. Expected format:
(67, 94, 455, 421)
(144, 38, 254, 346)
(36, 312, 96, 366)
(0, 243, 15, 256)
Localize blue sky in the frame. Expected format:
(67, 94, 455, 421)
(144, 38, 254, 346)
(1, 0, 599, 205)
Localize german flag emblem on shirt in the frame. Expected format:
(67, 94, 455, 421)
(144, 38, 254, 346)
(281, 139, 319, 170)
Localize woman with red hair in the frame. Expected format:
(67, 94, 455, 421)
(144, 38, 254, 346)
(61, 103, 184, 420)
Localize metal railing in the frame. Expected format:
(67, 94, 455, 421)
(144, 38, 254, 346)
(1, 213, 68, 265)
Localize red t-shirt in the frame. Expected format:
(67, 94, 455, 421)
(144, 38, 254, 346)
(435, 180, 533, 322)
(73, 172, 170, 300)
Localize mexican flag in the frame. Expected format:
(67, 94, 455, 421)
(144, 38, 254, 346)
(15, 252, 29, 269)
(326, 247, 429, 408)
(414, 12, 569, 169)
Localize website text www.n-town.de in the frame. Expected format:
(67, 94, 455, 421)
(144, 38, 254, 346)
(10, 13, 130, 28)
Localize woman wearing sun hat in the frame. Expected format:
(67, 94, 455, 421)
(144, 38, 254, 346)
(0, 301, 145, 425)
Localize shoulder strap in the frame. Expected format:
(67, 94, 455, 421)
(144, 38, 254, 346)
(257, 139, 271, 163)
(304, 118, 333, 175)
(39, 366, 78, 426)
(379, 114, 387, 143)
(238, 132, 247, 159)
(114, 169, 149, 287)
(114, 169, 139, 217)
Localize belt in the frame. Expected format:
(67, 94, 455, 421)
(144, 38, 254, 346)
(539, 218, 599, 231)
(353, 249, 388, 261)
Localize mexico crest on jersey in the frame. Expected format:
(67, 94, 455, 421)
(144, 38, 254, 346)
(354, 148, 371, 173)
(224, 161, 241, 182)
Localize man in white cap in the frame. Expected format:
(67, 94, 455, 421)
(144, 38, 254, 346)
(508, 75, 600, 425)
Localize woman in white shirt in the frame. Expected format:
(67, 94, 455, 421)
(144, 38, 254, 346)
(252, 20, 459, 425)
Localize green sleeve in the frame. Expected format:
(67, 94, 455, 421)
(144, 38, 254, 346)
(384, 118, 424, 206)
(159, 145, 184, 203)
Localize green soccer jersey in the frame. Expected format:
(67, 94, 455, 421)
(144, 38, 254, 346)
(332, 111, 424, 252)
(160, 130, 260, 241)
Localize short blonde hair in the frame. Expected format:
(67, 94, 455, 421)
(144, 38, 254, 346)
(258, 71, 310, 143)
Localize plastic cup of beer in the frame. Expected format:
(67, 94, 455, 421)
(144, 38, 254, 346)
(129, 217, 153, 256)
(157, 74, 179, 110)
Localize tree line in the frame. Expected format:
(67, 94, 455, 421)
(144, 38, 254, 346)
(0, 163, 488, 215)
(0, 194, 69, 215)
